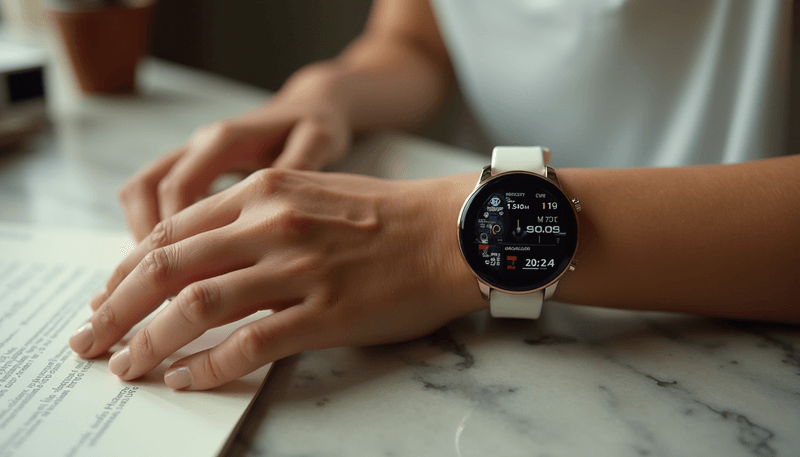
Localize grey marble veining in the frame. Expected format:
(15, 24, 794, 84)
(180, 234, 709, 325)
(0, 38, 797, 456)
(228, 306, 799, 457)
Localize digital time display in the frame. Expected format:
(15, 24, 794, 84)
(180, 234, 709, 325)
(458, 172, 579, 292)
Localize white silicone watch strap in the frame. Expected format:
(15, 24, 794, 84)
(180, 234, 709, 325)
(490, 146, 546, 176)
(488, 146, 547, 319)
(490, 289, 544, 319)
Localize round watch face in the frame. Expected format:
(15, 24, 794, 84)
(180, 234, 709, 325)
(458, 171, 579, 292)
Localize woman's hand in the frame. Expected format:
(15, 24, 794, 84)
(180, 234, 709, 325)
(70, 169, 486, 390)
(118, 64, 353, 242)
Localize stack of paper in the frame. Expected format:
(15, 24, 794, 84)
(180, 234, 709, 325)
(0, 223, 272, 457)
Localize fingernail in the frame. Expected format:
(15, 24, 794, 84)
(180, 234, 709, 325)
(164, 366, 192, 390)
(69, 323, 95, 354)
(109, 347, 132, 377)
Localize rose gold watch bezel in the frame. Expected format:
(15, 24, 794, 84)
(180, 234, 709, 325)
(456, 165, 580, 299)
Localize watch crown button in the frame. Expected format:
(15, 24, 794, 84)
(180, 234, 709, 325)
(568, 259, 578, 271)
(572, 198, 581, 212)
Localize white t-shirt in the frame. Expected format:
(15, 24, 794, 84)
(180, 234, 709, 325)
(431, 0, 792, 168)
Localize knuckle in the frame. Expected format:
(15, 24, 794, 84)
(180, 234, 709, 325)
(176, 282, 218, 325)
(131, 326, 156, 360)
(249, 168, 288, 196)
(237, 326, 267, 364)
(201, 351, 225, 384)
(307, 120, 334, 147)
(272, 207, 313, 240)
(311, 289, 340, 317)
(138, 247, 173, 285)
(149, 220, 173, 248)
(286, 253, 323, 277)
(97, 305, 117, 334)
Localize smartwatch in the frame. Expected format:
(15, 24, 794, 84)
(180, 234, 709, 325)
(457, 146, 581, 319)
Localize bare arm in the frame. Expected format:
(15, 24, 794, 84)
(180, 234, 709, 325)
(550, 154, 800, 322)
(81, 1, 798, 391)
(75, 155, 800, 392)
(281, 0, 454, 133)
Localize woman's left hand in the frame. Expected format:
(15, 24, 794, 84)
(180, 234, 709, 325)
(69, 168, 485, 390)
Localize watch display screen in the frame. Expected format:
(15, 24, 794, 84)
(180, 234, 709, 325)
(459, 172, 578, 291)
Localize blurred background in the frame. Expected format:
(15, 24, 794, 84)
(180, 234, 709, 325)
(150, 0, 372, 92)
(0, 0, 485, 150)
(0, 0, 372, 90)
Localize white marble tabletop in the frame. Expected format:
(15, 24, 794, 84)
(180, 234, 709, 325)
(1, 42, 798, 457)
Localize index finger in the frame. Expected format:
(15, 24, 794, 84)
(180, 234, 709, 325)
(71, 226, 255, 360)
(91, 182, 245, 313)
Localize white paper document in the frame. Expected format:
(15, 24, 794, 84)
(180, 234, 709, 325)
(0, 223, 272, 457)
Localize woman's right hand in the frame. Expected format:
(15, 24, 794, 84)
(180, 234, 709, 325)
(118, 64, 353, 242)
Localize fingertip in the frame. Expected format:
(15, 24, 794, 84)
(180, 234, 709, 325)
(69, 322, 95, 355)
(109, 346, 132, 378)
(164, 366, 193, 390)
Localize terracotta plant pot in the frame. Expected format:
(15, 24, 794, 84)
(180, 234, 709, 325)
(46, 4, 154, 94)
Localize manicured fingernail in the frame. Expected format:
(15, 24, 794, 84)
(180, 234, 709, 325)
(69, 323, 95, 354)
(164, 366, 192, 390)
(109, 347, 132, 377)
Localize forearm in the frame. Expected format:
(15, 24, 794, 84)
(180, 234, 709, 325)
(551, 155, 800, 322)
(274, 0, 453, 134)
(333, 34, 454, 133)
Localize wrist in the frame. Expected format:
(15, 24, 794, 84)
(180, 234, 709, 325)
(457, 147, 582, 319)
(413, 173, 489, 316)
